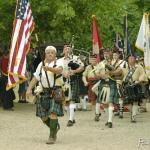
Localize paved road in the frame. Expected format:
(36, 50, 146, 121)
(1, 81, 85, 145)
(0, 102, 150, 150)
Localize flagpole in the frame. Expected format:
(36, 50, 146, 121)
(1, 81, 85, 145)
(123, 14, 128, 59)
(35, 33, 51, 89)
(126, 14, 128, 57)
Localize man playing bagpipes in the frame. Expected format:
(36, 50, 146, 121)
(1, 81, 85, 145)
(111, 50, 126, 118)
(61, 45, 84, 127)
(82, 53, 99, 110)
(122, 55, 148, 123)
(94, 48, 123, 128)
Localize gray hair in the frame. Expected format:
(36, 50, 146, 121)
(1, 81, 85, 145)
(45, 46, 57, 53)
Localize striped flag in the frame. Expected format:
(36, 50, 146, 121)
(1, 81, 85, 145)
(92, 15, 103, 62)
(135, 13, 150, 77)
(7, 0, 35, 89)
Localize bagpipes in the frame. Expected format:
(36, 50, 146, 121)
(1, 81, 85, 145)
(67, 35, 81, 71)
(105, 59, 124, 81)
(68, 58, 80, 70)
(67, 35, 90, 71)
(122, 81, 145, 103)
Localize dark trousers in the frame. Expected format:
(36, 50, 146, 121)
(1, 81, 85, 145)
(0, 75, 15, 109)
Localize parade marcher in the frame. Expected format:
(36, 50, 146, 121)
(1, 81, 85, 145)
(61, 45, 84, 127)
(82, 53, 99, 110)
(122, 55, 148, 122)
(0, 50, 16, 111)
(95, 49, 122, 128)
(111, 50, 125, 118)
(78, 55, 88, 111)
(137, 57, 149, 112)
(26, 46, 64, 144)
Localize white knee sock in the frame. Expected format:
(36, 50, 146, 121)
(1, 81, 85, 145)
(64, 105, 69, 112)
(95, 103, 100, 115)
(76, 103, 81, 110)
(69, 104, 76, 121)
(81, 96, 87, 110)
(132, 104, 138, 117)
(108, 106, 114, 123)
(119, 98, 123, 113)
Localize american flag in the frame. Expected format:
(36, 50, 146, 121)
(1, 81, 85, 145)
(7, 0, 35, 89)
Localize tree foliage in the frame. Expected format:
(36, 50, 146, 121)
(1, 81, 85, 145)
(0, 0, 149, 52)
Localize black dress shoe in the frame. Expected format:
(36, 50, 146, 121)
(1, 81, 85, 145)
(131, 120, 136, 123)
(18, 100, 28, 103)
(18, 100, 22, 103)
(131, 117, 136, 123)
(114, 112, 119, 116)
(94, 114, 101, 122)
(131, 115, 136, 123)
(67, 120, 74, 127)
(108, 122, 112, 128)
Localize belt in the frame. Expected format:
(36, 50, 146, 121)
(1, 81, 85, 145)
(40, 88, 53, 96)
(43, 88, 52, 92)
(42, 86, 61, 93)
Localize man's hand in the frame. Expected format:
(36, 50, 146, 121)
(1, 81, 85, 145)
(84, 81, 88, 86)
(42, 66, 49, 71)
(100, 73, 109, 79)
(108, 71, 114, 77)
(69, 70, 76, 76)
(63, 71, 71, 78)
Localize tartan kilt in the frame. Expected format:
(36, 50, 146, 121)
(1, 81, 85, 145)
(97, 79, 119, 104)
(36, 95, 64, 119)
(70, 77, 80, 103)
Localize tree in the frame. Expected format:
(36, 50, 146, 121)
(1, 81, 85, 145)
(0, 0, 149, 53)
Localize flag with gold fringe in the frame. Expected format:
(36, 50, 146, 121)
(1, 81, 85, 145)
(7, 0, 35, 89)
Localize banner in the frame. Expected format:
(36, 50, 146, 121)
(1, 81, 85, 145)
(7, 0, 35, 89)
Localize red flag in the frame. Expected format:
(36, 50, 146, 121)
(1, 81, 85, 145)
(92, 15, 103, 62)
(7, 0, 35, 89)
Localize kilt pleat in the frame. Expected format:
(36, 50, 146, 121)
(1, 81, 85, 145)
(70, 79, 80, 103)
(36, 95, 64, 119)
(97, 79, 118, 104)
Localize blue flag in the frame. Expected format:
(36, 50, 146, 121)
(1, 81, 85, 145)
(115, 33, 123, 51)
(123, 15, 132, 57)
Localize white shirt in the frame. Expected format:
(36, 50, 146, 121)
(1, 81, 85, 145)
(60, 55, 84, 72)
(34, 59, 63, 87)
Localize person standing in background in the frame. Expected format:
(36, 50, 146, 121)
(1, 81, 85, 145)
(0, 50, 16, 111)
